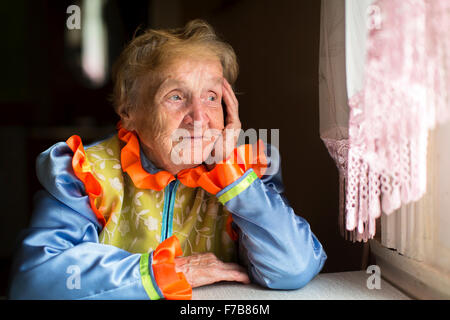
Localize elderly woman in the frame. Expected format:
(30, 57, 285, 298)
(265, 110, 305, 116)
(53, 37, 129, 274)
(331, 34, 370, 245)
(9, 20, 326, 299)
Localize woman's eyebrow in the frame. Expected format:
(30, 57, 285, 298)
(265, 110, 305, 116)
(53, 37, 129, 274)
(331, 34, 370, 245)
(152, 79, 186, 99)
(158, 76, 223, 92)
(158, 78, 185, 92)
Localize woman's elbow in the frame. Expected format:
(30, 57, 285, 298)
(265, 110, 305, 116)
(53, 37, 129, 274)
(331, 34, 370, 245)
(251, 251, 327, 290)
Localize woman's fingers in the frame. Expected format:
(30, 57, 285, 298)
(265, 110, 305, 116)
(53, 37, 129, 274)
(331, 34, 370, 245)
(204, 79, 241, 169)
(207, 263, 251, 286)
(223, 78, 239, 108)
(222, 78, 240, 128)
(222, 79, 241, 152)
(211, 267, 250, 285)
(191, 268, 249, 288)
(174, 253, 250, 288)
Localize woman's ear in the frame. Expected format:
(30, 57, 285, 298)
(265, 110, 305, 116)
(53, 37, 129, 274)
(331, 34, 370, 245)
(119, 105, 135, 131)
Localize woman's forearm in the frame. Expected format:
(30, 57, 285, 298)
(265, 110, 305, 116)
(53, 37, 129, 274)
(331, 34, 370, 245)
(218, 168, 327, 290)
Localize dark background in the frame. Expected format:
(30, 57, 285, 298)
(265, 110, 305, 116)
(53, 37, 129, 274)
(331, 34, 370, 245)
(0, 0, 365, 298)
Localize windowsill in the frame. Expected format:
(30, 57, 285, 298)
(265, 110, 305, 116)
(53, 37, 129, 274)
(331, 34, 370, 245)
(369, 239, 450, 299)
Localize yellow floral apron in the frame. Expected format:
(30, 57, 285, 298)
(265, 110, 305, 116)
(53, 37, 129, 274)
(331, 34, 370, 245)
(82, 134, 237, 262)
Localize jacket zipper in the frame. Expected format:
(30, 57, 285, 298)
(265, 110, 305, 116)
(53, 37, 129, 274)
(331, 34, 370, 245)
(160, 179, 180, 242)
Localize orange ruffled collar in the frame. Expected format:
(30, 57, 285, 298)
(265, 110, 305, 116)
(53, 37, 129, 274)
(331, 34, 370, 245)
(117, 124, 268, 195)
(66, 123, 268, 233)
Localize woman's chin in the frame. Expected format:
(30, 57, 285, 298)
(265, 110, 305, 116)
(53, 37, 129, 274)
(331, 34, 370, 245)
(172, 149, 210, 167)
(170, 139, 215, 166)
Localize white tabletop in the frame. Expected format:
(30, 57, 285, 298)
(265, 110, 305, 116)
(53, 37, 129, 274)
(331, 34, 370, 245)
(192, 271, 411, 300)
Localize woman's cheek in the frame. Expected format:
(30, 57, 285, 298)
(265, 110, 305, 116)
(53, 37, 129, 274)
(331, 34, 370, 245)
(206, 106, 224, 129)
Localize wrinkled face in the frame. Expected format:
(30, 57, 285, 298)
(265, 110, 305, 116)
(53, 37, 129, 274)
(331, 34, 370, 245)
(129, 56, 225, 173)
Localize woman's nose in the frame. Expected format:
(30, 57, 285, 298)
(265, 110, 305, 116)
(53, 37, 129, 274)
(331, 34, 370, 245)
(185, 97, 209, 125)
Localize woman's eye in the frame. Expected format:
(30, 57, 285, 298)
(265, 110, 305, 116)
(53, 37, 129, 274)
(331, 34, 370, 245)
(207, 94, 217, 102)
(169, 94, 182, 101)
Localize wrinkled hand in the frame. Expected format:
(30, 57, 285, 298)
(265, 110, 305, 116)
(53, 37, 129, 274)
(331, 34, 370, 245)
(174, 252, 250, 288)
(205, 78, 241, 170)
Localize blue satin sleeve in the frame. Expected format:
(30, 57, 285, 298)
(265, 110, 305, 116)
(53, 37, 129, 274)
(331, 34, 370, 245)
(8, 142, 158, 300)
(217, 144, 327, 290)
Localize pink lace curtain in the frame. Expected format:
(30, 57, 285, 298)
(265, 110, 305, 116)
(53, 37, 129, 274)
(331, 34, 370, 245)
(319, 0, 450, 242)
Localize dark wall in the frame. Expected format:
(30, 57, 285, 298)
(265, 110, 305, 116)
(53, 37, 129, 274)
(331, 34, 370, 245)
(0, 0, 364, 298)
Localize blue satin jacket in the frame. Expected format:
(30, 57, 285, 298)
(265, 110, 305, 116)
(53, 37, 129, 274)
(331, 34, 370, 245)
(8, 137, 327, 299)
